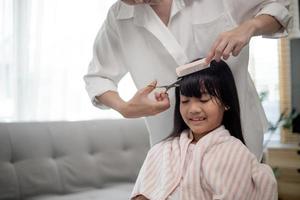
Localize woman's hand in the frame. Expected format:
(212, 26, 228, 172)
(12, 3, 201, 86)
(154, 90, 168, 102)
(206, 14, 282, 63)
(120, 80, 170, 118)
(206, 19, 256, 63)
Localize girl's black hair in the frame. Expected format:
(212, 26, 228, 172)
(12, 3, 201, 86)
(170, 59, 245, 144)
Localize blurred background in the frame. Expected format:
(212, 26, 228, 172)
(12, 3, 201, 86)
(0, 0, 282, 125)
(1, 1, 300, 200)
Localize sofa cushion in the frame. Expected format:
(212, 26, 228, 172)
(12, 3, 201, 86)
(26, 183, 134, 200)
(0, 119, 149, 200)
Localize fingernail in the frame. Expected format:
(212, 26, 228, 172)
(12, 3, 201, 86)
(147, 84, 155, 88)
(151, 80, 157, 85)
(205, 58, 210, 64)
(147, 80, 157, 88)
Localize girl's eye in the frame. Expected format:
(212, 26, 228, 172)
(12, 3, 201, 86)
(198, 94, 212, 103)
(181, 100, 189, 104)
(199, 96, 212, 103)
(199, 99, 210, 103)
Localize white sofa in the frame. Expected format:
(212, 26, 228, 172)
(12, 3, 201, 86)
(0, 119, 150, 200)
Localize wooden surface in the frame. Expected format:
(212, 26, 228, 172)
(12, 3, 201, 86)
(278, 38, 300, 143)
(266, 141, 300, 200)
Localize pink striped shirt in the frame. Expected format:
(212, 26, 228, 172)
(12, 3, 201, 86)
(131, 126, 277, 200)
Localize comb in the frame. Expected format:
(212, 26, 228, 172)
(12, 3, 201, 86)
(176, 58, 209, 77)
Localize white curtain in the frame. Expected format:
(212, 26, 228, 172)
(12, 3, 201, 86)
(0, 0, 279, 123)
(0, 0, 16, 120)
(0, 0, 136, 121)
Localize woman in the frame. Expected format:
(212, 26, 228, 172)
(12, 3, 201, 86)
(84, 0, 291, 160)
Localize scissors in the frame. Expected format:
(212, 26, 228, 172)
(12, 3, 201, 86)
(155, 78, 182, 92)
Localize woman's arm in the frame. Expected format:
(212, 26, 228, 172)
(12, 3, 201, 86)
(85, 3, 170, 118)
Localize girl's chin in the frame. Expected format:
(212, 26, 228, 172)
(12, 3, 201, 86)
(190, 125, 216, 136)
(190, 127, 208, 135)
(191, 125, 221, 136)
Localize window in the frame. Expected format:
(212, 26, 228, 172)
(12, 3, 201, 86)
(249, 37, 281, 141)
(249, 37, 280, 126)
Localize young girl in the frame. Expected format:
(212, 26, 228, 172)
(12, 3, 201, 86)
(131, 60, 277, 200)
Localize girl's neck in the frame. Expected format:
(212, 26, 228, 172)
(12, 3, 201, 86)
(191, 132, 209, 143)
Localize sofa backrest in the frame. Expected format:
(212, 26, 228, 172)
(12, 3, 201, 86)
(0, 119, 150, 200)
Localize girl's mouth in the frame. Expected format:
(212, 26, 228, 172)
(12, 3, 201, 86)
(189, 116, 206, 121)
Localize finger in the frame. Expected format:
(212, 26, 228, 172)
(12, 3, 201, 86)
(203, 57, 210, 65)
(160, 92, 168, 99)
(157, 91, 167, 101)
(232, 44, 243, 57)
(142, 80, 157, 94)
(222, 42, 235, 60)
(154, 92, 160, 101)
(205, 52, 214, 64)
(154, 97, 170, 111)
(206, 37, 222, 63)
(213, 40, 228, 62)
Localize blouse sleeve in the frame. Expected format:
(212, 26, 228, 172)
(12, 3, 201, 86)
(83, 7, 128, 109)
(202, 139, 277, 200)
(225, 0, 291, 37)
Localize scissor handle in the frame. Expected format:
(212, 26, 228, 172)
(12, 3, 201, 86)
(156, 78, 182, 91)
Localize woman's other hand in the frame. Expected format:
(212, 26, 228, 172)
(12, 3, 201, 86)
(206, 14, 282, 63)
(206, 20, 255, 63)
(121, 80, 170, 118)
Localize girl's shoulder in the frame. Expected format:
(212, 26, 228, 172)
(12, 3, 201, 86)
(147, 136, 179, 155)
(204, 133, 255, 160)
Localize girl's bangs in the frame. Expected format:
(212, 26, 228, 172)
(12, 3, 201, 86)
(179, 71, 220, 99)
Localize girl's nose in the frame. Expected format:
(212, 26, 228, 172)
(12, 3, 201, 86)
(188, 103, 202, 114)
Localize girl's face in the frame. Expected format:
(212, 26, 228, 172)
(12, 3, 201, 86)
(179, 93, 225, 142)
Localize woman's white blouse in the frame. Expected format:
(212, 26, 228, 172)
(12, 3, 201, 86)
(84, 0, 291, 160)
